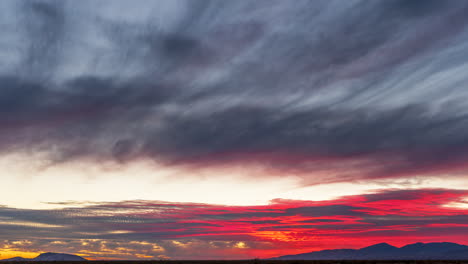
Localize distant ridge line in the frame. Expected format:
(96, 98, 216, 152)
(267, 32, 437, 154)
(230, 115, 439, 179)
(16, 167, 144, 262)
(1, 252, 86, 261)
(271, 242, 468, 260)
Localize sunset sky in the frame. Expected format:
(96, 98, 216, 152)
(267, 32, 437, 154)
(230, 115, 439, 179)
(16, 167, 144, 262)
(1, 0, 468, 260)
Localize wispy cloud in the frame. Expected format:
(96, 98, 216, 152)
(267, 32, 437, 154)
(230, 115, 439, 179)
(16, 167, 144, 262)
(1, 1, 468, 183)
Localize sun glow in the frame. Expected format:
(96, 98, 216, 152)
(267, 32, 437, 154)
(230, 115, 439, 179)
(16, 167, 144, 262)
(253, 231, 311, 242)
(0, 250, 37, 260)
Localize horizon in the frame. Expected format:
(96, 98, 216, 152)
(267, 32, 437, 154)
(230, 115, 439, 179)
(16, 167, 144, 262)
(2, 241, 467, 261)
(0, 241, 468, 261)
(0, 0, 468, 260)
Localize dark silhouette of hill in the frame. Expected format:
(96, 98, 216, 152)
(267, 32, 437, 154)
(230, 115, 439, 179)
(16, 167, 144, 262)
(271, 242, 468, 260)
(2, 252, 86, 261)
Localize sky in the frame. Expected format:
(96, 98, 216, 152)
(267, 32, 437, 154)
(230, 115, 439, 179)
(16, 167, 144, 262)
(1, 0, 468, 260)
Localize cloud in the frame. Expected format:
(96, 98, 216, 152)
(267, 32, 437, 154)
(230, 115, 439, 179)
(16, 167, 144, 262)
(0, 188, 467, 259)
(1, 0, 468, 183)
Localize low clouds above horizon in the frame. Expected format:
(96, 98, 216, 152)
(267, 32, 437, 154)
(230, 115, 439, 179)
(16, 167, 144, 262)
(0, 188, 467, 259)
(1, 0, 468, 183)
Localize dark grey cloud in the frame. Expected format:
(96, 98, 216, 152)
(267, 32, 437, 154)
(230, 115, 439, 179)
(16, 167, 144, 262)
(2, 0, 468, 182)
(13, 0, 67, 81)
(360, 215, 468, 227)
(285, 205, 359, 217)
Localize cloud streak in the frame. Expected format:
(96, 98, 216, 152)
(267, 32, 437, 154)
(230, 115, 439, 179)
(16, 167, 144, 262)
(2, 0, 468, 183)
(0, 188, 467, 259)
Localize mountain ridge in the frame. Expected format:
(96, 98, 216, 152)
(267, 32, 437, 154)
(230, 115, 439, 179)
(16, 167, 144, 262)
(271, 242, 468, 260)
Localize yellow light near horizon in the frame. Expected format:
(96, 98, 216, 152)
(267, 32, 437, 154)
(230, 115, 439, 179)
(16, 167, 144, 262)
(0, 250, 38, 260)
(234, 242, 248, 249)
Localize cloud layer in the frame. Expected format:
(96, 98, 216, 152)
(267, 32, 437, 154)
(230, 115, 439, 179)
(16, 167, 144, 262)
(1, 188, 467, 259)
(2, 0, 468, 183)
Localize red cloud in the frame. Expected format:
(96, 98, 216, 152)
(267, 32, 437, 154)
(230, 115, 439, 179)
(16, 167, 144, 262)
(79, 188, 468, 258)
(1, 188, 467, 259)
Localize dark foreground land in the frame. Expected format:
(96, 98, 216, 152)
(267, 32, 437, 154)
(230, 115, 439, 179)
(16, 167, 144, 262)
(1, 260, 468, 264)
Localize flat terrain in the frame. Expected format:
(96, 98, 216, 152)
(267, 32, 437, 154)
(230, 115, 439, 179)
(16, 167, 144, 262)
(1, 260, 468, 264)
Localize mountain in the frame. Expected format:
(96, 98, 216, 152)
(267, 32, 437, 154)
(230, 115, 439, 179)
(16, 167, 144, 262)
(1, 257, 28, 261)
(33, 253, 87, 261)
(271, 242, 468, 260)
(2, 253, 86, 261)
